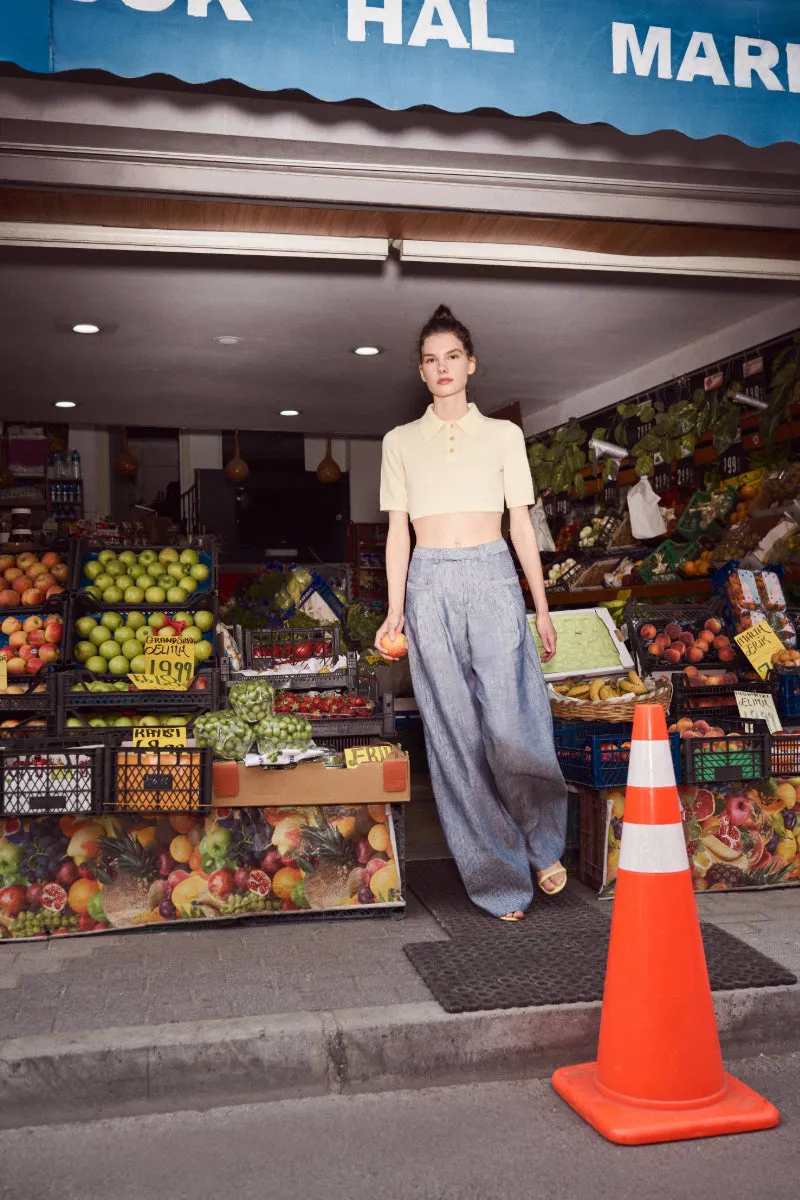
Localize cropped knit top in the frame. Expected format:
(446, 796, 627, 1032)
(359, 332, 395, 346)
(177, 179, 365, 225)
(379, 403, 535, 520)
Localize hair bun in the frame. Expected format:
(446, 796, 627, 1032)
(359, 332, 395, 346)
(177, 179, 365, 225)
(418, 305, 476, 361)
(432, 304, 454, 320)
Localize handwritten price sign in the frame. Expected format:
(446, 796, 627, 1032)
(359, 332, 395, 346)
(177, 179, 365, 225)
(734, 691, 782, 734)
(143, 634, 195, 689)
(733, 622, 785, 680)
(133, 725, 188, 748)
(344, 744, 395, 770)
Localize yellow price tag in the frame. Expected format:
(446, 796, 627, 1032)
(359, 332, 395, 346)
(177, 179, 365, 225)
(133, 725, 188, 748)
(344, 744, 395, 770)
(733, 621, 786, 680)
(0, 656, 7, 691)
(143, 633, 195, 690)
(127, 673, 187, 692)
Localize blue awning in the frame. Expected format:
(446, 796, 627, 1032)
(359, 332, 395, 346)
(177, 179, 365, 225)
(2, 1, 799, 149)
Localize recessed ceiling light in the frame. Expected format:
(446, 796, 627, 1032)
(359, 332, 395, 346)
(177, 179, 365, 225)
(279, 409, 301, 417)
(352, 346, 382, 356)
(213, 335, 243, 346)
(72, 323, 100, 335)
(53, 401, 77, 409)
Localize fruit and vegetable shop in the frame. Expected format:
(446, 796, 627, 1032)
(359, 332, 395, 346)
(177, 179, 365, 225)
(4, 2, 800, 942)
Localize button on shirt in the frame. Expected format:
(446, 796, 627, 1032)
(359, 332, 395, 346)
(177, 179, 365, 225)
(379, 403, 535, 519)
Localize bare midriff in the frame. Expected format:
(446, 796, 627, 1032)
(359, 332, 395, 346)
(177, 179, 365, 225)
(412, 512, 503, 548)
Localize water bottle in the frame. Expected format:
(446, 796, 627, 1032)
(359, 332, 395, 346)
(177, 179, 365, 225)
(70, 450, 81, 479)
(53, 453, 64, 481)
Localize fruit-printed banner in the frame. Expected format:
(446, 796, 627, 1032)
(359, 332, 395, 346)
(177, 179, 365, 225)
(0, 803, 402, 939)
(602, 779, 800, 898)
(1, 1, 799, 148)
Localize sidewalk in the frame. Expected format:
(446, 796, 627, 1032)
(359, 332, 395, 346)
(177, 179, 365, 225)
(2, 858, 799, 1130)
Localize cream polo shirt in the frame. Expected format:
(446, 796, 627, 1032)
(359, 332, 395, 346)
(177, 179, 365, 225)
(380, 403, 535, 520)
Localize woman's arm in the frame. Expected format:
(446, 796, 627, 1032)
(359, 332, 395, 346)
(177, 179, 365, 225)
(374, 510, 411, 653)
(509, 505, 557, 662)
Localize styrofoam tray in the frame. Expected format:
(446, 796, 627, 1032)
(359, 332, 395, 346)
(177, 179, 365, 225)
(528, 606, 634, 682)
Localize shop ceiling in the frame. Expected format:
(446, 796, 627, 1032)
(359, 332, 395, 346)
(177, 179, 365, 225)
(1, 189, 800, 438)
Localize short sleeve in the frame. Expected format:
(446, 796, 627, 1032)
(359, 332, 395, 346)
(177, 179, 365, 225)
(379, 430, 409, 513)
(502, 424, 535, 509)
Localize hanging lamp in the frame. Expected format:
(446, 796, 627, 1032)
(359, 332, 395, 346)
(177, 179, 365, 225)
(114, 428, 139, 478)
(224, 431, 249, 483)
(316, 436, 341, 484)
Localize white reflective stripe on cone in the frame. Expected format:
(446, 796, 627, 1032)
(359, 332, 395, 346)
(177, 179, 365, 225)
(626, 737, 677, 789)
(618, 822, 689, 874)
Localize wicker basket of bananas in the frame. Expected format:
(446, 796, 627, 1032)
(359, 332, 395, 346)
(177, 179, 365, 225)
(549, 671, 672, 723)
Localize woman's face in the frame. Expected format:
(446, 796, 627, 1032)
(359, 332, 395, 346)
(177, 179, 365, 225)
(419, 332, 476, 400)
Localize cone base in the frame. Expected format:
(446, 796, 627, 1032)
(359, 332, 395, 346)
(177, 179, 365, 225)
(552, 1063, 780, 1146)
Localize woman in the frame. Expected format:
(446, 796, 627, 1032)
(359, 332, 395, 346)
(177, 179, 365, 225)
(375, 305, 568, 921)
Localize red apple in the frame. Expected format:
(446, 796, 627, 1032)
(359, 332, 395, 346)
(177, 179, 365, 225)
(26, 658, 46, 674)
(379, 632, 409, 660)
(16, 553, 36, 571)
(18, 645, 36, 661)
(27, 630, 45, 648)
(0, 556, 15, 574)
(26, 563, 46, 580)
(44, 622, 63, 644)
(22, 589, 45, 607)
(51, 564, 69, 583)
(46, 586, 64, 600)
(22, 616, 43, 633)
(3, 568, 23, 583)
(38, 645, 59, 665)
(11, 576, 32, 595)
(40, 552, 61, 570)
(8, 631, 26, 649)
(36, 573, 56, 591)
(1, 616, 21, 635)
(6, 657, 26, 675)
(0, 589, 19, 607)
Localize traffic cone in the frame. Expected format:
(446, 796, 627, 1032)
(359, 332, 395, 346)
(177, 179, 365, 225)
(552, 703, 780, 1145)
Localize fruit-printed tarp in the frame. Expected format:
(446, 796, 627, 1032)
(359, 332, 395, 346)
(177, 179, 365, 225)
(601, 779, 800, 899)
(0, 804, 403, 939)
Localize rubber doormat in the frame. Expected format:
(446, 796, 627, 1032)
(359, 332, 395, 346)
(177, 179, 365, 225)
(404, 861, 797, 1013)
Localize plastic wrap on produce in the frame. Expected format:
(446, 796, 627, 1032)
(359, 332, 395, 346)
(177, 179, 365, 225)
(244, 746, 326, 768)
(193, 712, 254, 761)
(238, 655, 349, 677)
(229, 678, 275, 722)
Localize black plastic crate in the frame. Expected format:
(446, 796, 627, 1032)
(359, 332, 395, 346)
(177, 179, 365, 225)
(244, 625, 341, 671)
(680, 716, 770, 785)
(671, 673, 772, 723)
(60, 668, 219, 709)
(0, 599, 71, 676)
(0, 674, 55, 712)
(310, 694, 395, 744)
(227, 652, 359, 694)
(624, 596, 736, 675)
(555, 721, 681, 788)
(578, 785, 608, 892)
(0, 741, 105, 816)
(0, 715, 54, 741)
(0, 538, 74, 614)
(109, 746, 212, 813)
(771, 730, 800, 777)
(73, 535, 217, 609)
(67, 598, 219, 670)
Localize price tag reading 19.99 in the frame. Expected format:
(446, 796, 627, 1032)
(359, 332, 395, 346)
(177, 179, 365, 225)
(143, 634, 195, 689)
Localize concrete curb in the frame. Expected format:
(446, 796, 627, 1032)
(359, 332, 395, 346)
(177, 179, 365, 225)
(2, 986, 798, 1129)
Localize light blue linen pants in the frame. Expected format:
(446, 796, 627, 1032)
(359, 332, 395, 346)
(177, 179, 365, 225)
(405, 540, 568, 916)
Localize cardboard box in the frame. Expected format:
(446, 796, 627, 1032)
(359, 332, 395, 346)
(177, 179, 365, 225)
(212, 748, 410, 808)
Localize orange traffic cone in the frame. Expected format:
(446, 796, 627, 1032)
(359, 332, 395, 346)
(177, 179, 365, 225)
(552, 703, 780, 1145)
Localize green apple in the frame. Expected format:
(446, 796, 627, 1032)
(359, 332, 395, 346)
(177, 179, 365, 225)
(125, 612, 146, 631)
(178, 576, 197, 595)
(137, 715, 160, 727)
(165, 715, 189, 725)
(89, 626, 113, 647)
(193, 640, 213, 663)
(122, 640, 141, 661)
(136, 574, 156, 592)
(119, 551, 137, 568)
(136, 627, 151, 645)
(193, 611, 214, 633)
(145, 587, 166, 604)
(108, 655, 130, 675)
(75, 640, 96, 663)
(100, 612, 124, 632)
(159, 547, 179, 564)
(156, 625, 177, 638)
(89, 716, 109, 728)
(76, 616, 98, 638)
(113, 626, 130, 645)
(97, 550, 117, 566)
(129, 654, 147, 674)
(124, 587, 145, 604)
(85, 655, 108, 674)
(84, 561, 103, 581)
(182, 625, 203, 643)
(82, 585, 102, 601)
(190, 563, 210, 583)
(167, 587, 188, 604)
(105, 561, 124, 578)
(114, 716, 135, 727)
(165, 563, 183, 582)
(179, 548, 199, 566)
(94, 573, 115, 593)
(66, 717, 87, 728)
(148, 612, 166, 629)
(129, 564, 145, 580)
(99, 641, 119, 662)
(102, 587, 124, 605)
(115, 575, 134, 591)
(138, 550, 158, 567)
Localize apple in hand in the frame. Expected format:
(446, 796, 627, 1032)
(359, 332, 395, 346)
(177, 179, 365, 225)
(379, 632, 409, 660)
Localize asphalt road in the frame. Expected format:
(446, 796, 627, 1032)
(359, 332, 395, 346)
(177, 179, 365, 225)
(1, 1053, 796, 1200)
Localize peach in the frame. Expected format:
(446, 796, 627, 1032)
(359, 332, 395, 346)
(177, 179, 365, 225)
(38, 645, 59, 665)
(664, 648, 682, 664)
(655, 633, 672, 648)
(647, 642, 663, 657)
(640, 623, 657, 641)
(22, 589, 45, 607)
(683, 665, 700, 678)
(687, 645, 705, 663)
(40, 552, 61, 570)
(722, 672, 739, 685)
(664, 622, 681, 640)
(0, 590, 19, 607)
(718, 647, 736, 662)
(22, 616, 43, 633)
(1, 617, 21, 636)
(697, 630, 715, 645)
(693, 720, 711, 734)
(704, 618, 723, 635)
(678, 631, 694, 647)
(713, 635, 730, 649)
(0, 719, 20, 728)
(669, 641, 686, 658)
(379, 632, 408, 660)
(6, 657, 26, 675)
(677, 717, 694, 732)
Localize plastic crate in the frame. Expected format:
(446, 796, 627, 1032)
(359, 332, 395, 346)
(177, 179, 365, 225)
(0, 537, 74, 613)
(231, 652, 358, 693)
(74, 535, 217, 609)
(0, 600, 71, 674)
(563, 788, 581, 870)
(67, 600, 219, 670)
(60, 668, 219, 709)
(244, 625, 341, 671)
(0, 675, 55, 713)
(0, 715, 54, 741)
(578, 785, 608, 892)
(555, 722, 681, 788)
(109, 746, 212, 813)
(624, 596, 732, 675)
(634, 539, 705, 585)
(309, 693, 395, 744)
(544, 557, 584, 593)
(772, 667, 800, 722)
(0, 741, 105, 816)
(674, 489, 736, 541)
(771, 730, 800, 776)
(671, 673, 771, 723)
(680, 716, 770, 785)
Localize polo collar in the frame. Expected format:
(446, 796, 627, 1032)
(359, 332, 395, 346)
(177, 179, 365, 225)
(420, 402, 483, 442)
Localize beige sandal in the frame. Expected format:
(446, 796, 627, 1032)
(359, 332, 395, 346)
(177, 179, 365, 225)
(499, 911, 524, 922)
(537, 865, 567, 896)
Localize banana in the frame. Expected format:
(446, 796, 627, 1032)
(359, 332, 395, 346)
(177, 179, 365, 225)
(701, 834, 742, 863)
(599, 685, 614, 700)
(626, 670, 647, 695)
(618, 681, 637, 694)
(589, 678, 605, 702)
(628, 670, 644, 686)
(553, 684, 570, 695)
(568, 685, 591, 698)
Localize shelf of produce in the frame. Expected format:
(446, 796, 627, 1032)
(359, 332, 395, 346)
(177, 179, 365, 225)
(545, 579, 714, 607)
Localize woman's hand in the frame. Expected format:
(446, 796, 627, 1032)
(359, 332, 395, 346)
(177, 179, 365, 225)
(536, 611, 557, 663)
(374, 609, 404, 658)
